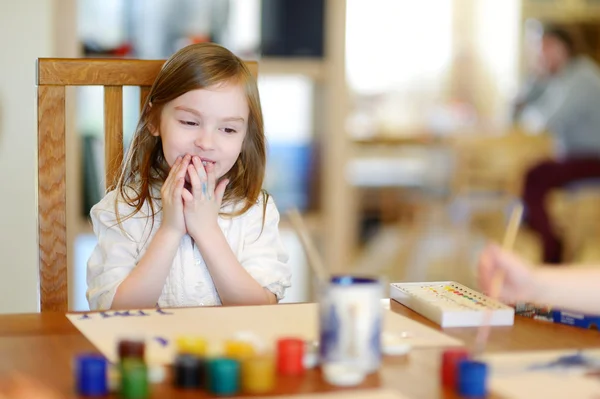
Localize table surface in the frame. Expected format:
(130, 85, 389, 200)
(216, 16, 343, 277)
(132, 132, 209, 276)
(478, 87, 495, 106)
(1, 300, 599, 399)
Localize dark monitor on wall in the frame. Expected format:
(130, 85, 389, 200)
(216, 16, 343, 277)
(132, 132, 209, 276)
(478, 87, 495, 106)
(260, 0, 325, 58)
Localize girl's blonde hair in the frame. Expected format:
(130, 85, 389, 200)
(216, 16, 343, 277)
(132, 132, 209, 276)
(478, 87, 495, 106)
(114, 42, 267, 226)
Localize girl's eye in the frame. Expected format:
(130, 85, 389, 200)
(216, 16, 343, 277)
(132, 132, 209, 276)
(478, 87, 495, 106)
(222, 128, 237, 134)
(179, 120, 199, 127)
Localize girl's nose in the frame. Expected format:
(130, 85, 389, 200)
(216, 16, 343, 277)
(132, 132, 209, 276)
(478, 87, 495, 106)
(194, 129, 214, 150)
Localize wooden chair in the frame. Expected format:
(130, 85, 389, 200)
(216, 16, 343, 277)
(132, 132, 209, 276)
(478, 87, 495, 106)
(449, 131, 554, 200)
(446, 131, 552, 237)
(37, 58, 258, 312)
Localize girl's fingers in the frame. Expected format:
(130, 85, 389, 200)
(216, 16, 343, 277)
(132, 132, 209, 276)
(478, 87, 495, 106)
(172, 176, 185, 203)
(205, 162, 216, 198)
(181, 181, 194, 203)
(191, 157, 209, 199)
(194, 157, 208, 181)
(187, 164, 205, 198)
(162, 156, 180, 196)
(215, 178, 229, 205)
(177, 155, 191, 180)
(172, 156, 191, 194)
(194, 157, 213, 199)
(493, 245, 524, 272)
(164, 156, 188, 198)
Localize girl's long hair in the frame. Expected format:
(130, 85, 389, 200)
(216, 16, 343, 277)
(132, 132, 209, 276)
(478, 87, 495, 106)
(113, 43, 267, 228)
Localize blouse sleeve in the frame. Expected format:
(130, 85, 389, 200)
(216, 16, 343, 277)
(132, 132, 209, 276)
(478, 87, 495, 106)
(238, 196, 292, 301)
(86, 190, 150, 310)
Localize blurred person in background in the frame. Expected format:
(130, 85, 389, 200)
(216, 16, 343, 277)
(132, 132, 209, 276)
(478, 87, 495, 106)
(514, 24, 600, 264)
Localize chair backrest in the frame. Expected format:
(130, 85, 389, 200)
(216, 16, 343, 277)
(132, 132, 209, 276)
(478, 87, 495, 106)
(449, 131, 554, 198)
(37, 58, 258, 312)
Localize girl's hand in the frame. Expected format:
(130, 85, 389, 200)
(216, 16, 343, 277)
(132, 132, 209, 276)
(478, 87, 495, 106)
(477, 244, 537, 304)
(159, 154, 189, 238)
(182, 156, 228, 241)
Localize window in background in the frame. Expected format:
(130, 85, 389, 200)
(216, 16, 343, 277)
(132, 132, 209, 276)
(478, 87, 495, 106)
(345, 0, 453, 137)
(346, 0, 521, 137)
(259, 75, 314, 212)
(346, 0, 452, 95)
(473, 0, 521, 127)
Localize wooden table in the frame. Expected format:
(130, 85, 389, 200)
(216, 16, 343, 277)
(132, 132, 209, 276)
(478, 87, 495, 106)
(1, 300, 599, 399)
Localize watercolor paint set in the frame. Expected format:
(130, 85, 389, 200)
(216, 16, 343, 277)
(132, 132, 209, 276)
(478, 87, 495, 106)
(389, 281, 515, 328)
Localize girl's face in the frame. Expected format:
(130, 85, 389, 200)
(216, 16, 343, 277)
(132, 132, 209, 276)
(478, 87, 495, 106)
(154, 81, 249, 180)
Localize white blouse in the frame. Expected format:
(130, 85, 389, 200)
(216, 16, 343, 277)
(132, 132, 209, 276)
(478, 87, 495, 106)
(86, 189, 292, 310)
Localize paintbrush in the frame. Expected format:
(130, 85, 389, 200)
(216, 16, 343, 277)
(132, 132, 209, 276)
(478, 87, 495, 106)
(472, 202, 524, 357)
(286, 207, 329, 284)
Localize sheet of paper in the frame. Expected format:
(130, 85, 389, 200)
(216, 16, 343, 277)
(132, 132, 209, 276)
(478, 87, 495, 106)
(66, 303, 462, 365)
(484, 349, 600, 399)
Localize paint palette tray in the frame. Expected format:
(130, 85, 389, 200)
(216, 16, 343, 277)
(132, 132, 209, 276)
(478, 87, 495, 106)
(390, 281, 515, 328)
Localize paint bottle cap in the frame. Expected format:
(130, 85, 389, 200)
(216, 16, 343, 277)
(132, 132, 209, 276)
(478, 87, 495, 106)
(276, 338, 305, 375)
(322, 362, 366, 387)
(458, 359, 488, 398)
(277, 337, 304, 353)
(207, 358, 240, 396)
(175, 336, 207, 356)
(173, 354, 204, 389)
(231, 331, 267, 353)
(224, 339, 256, 360)
(118, 338, 146, 361)
(75, 353, 108, 396)
(441, 348, 470, 388)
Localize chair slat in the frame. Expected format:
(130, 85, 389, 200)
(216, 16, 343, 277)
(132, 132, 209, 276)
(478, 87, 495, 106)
(104, 86, 124, 192)
(38, 85, 67, 312)
(37, 59, 258, 86)
(38, 59, 164, 86)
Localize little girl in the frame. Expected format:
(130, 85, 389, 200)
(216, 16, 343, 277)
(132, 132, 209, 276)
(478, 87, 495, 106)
(87, 43, 292, 310)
